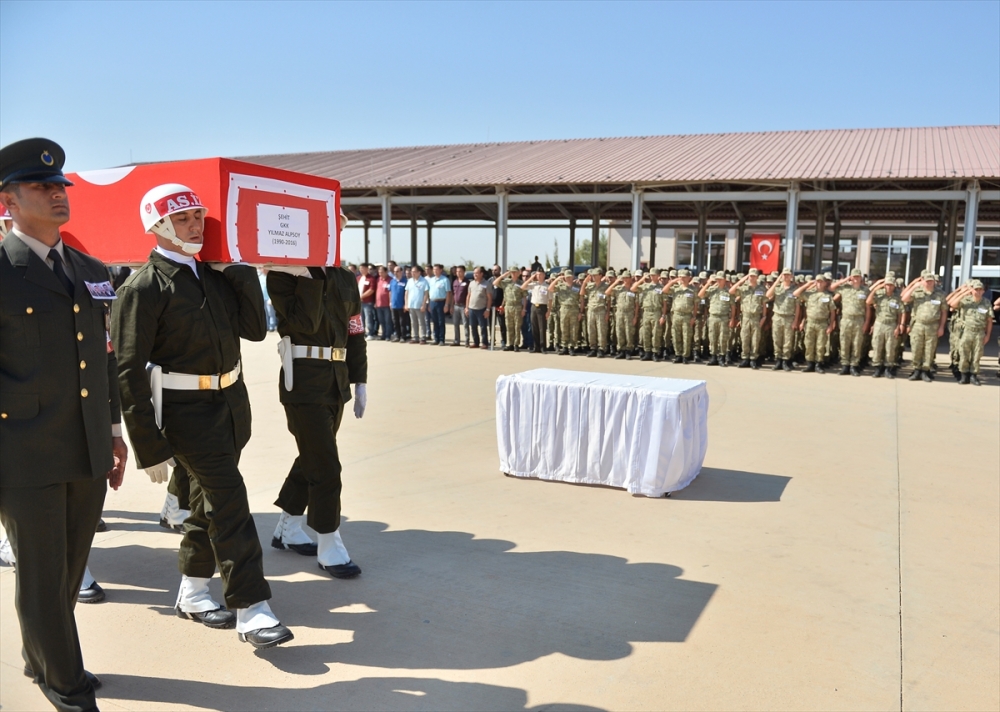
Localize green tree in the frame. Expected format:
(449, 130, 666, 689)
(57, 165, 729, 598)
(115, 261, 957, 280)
(543, 238, 560, 270)
(573, 230, 608, 268)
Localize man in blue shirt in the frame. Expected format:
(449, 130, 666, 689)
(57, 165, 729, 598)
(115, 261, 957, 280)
(426, 264, 451, 345)
(404, 265, 430, 343)
(389, 266, 408, 342)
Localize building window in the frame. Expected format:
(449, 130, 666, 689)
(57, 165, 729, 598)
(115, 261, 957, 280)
(871, 234, 929, 282)
(676, 232, 727, 271)
(801, 233, 858, 276)
(955, 234, 1000, 266)
(676, 232, 695, 269)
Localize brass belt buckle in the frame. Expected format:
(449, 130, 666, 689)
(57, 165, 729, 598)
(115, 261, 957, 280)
(198, 375, 212, 390)
(219, 372, 233, 389)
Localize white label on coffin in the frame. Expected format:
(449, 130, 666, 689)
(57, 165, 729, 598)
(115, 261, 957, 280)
(257, 205, 310, 259)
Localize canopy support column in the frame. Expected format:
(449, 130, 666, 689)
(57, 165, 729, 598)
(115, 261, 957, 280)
(426, 220, 434, 266)
(630, 188, 643, 271)
(363, 220, 370, 264)
(784, 183, 799, 271)
(591, 216, 600, 268)
(812, 201, 827, 275)
(497, 190, 509, 270)
(648, 216, 658, 268)
(379, 192, 392, 264)
(959, 181, 980, 285)
(568, 217, 576, 270)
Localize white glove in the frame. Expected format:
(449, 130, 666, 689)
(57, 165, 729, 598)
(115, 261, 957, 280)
(145, 457, 176, 484)
(270, 265, 311, 278)
(353, 383, 367, 419)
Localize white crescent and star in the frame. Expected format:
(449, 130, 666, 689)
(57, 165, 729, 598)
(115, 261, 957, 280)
(758, 240, 774, 257)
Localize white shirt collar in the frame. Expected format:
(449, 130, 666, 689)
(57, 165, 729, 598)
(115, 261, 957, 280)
(154, 245, 200, 279)
(12, 227, 66, 266)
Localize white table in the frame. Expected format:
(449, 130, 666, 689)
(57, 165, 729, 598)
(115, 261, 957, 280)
(496, 368, 708, 497)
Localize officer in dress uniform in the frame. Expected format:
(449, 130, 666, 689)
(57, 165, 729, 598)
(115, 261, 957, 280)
(0, 138, 128, 711)
(111, 183, 292, 649)
(266, 212, 367, 578)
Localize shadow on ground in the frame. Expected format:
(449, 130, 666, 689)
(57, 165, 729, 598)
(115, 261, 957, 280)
(98, 675, 607, 712)
(89, 518, 716, 676)
(671, 468, 791, 502)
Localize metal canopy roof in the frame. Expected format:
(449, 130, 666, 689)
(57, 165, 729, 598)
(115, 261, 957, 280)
(242, 125, 999, 190)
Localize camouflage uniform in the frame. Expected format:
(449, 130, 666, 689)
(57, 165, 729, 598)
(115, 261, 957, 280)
(705, 276, 734, 365)
(547, 281, 560, 351)
(771, 278, 798, 366)
(584, 272, 609, 355)
(671, 275, 697, 361)
(870, 288, 904, 372)
(498, 276, 523, 350)
(800, 286, 837, 370)
(834, 275, 869, 371)
(907, 280, 948, 373)
(554, 273, 581, 353)
(638, 272, 665, 359)
(736, 276, 767, 364)
(613, 280, 638, 356)
(957, 288, 994, 379)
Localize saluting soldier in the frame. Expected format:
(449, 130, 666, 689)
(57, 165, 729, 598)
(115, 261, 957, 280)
(0, 138, 128, 710)
(607, 269, 638, 359)
(493, 268, 524, 351)
(730, 268, 767, 369)
(865, 273, 905, 378)
(632, 268, 663, 361)
(700, 272, 735, 366)
(900, 270, 948, 382)
(664, 269, 697, 363)
(766, 268, 797, 371)
(581, 268, 609, 357)
(947, 280, 994, 385)
(831, 268, 870, 376)
(793, 274, 838, 373)
(112, 183, 292, 649)
(553, 269, 582, 354)
(267, 212, 368, 575)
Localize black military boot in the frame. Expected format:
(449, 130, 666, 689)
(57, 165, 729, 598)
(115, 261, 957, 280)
(803, 362, 816, 373)
(873, 366, 884, 378)
(851, 366, 861, 377)
(559, 348, 569, 355)
(615, 351, 626, 360)
(908, 369, 921, 381)
(783, 360, 794, 372)
(653, 352, 662, 362)
(960, 372, 971, 384)
(772, 359, 783, 371)
(751, 359, 760, 370)
(707, 355, 718, 366)
(839, 365, 851, 375)
(588, 349, 598, 358)
(640, 351, 651, 361)
(719, 355, 728, 367)
(920, 370, 932, 382)
(673, 355, 684, 364)
(952, 365, 962, 382)
(970, 373, 982, 386)
(886, 366, 897, 379)
(815, 362, 825, 374)
(597, 349, 606, 359)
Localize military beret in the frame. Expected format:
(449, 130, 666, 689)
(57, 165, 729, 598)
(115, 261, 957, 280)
(969, 279, 984, 289)
(850, 268, 862, 277)
(748, 268, 760, 276)
(0, 137, 73, 189)
(678, 268, 691, 277)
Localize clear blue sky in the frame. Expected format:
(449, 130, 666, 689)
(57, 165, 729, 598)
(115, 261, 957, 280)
(2, 0, 998, 266)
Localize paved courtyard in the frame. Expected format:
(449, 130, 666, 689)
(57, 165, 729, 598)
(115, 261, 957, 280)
(2, 333, 997, 711)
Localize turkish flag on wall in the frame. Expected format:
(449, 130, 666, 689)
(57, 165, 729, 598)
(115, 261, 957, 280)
(750, 233, 781, 273)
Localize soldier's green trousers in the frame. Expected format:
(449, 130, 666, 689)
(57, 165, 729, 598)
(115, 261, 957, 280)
(948, 317, 961, 366)
(839, 316, 865, 367)
(505, 306, 522, 348)
(871, 321, 899, 366)
(616, 309, 636, 351)
(740, 314, 762, 359)
(548, 306, 560, 349)
(588, 308, 608, 350)
(167, 463, 191, 511)
(277, 402, 346, 534)
(672, 312, 693, 358)
(707, 315, 730, 356)
(771, 314, 795, 359)
(639, 311, 660, 352)
(560, 309, 580, 348)
(958, 326, 986, 374)
(804, 320, 830, 363)
(662, 314, 672, 353)
(909, 321, 940, 371)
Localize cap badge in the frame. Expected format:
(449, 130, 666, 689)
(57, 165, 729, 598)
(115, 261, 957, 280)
(144, 203, 152, 213)
(40, 151, 54, 166)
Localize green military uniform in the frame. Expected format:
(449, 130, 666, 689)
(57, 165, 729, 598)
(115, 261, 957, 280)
(771, 278, 798, 369)
(660, 281, 674, 358)
(0, 139, 125, 712)
(800, 286, 837, 371)
(869, 288, 904, 373)
(834, 276, 869, 372)
(908, 280, 947, 374)
(671, 277, 697, 361)
(554, 273, 581, 353)
(268, 266, 367, 536)
(638, 272, 664, 359)
(498, 276, 523, 350)
(547, 280, 560, 351)
(1, 229, 121, 712)
(584, 273, 609, 355)
(705, 277, 734, 365)
(736, 277, 767, 365)
(957, 289, 994, 379)
(112, 252, 270, 611)
(613, 280, 638, 357)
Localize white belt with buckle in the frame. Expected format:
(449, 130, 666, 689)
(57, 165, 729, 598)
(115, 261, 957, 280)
(160, 361, 242, 391)
(290, 345, 346, 361)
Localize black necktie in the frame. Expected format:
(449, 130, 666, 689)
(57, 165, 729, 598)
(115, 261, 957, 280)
(48, 249, 74, 297)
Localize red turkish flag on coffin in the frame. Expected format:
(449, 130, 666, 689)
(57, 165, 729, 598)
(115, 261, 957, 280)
(749, 233, 780, 273)
(59, 158, 341, 266)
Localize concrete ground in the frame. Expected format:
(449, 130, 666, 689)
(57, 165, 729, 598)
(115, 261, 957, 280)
(2, 333, 998, 712)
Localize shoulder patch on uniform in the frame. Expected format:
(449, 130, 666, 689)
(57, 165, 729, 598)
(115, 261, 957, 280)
(349, 313, 364, 335)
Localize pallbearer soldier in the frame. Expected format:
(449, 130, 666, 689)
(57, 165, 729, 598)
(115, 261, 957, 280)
(793, 274, 838, 373)
(112, 183, 293, 649)
(864, 273, 904, 378)
(730, 268, 767, 369)
(493, 268, 524, 351)
(947, 280, 994, 385)
(267, 212, 368, 575)
(766, 268, 797, 371)
(0, 138, 128, 710)
(700, 271, 735, 366)
(581, 268, 609, 357)
(900, 270, 948, 382)
(831, 268, 870, 376)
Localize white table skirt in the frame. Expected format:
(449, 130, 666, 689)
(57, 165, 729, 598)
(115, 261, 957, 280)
(496, 369, 708, 496)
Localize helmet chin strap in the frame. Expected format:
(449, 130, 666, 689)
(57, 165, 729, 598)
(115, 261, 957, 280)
(151, 218, 203, 255)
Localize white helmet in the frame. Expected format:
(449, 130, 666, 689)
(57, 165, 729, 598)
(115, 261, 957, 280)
(139, 183, 208, 254)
